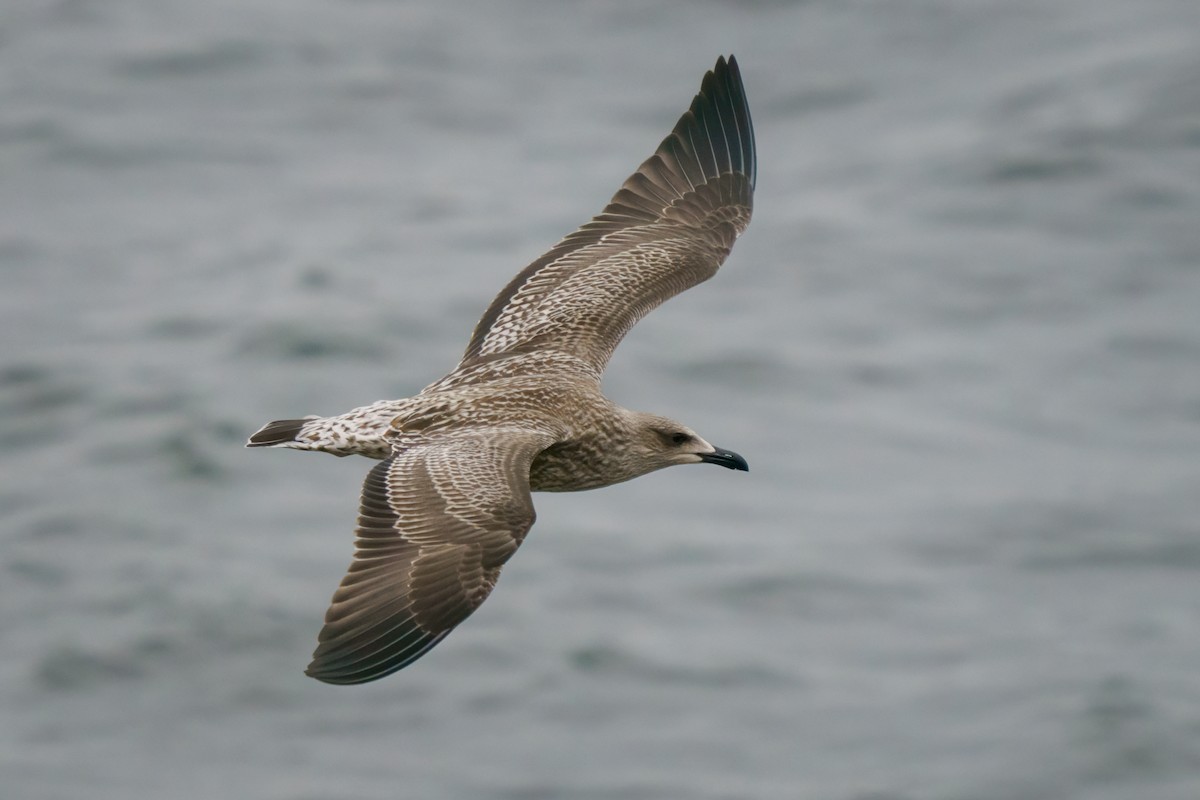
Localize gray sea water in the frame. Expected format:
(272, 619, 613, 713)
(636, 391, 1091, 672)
(3, 1, 1200, 798)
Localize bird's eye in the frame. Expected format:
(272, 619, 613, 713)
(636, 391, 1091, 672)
(671, 432, 692, 445)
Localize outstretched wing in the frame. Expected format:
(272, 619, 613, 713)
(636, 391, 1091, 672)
(459, 55, 755, 376)
(306, 429, 554, 685)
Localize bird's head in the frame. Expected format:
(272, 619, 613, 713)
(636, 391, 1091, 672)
(625, 412, 749, 475)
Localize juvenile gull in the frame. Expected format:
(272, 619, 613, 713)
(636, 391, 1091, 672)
(248, 55, 755, 685)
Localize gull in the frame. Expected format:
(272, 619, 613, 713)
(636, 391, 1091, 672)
(248, 55, 755, 684)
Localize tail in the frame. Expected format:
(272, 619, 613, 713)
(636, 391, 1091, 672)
(246, 402, 397, 459)
(246, 417, 318, 448)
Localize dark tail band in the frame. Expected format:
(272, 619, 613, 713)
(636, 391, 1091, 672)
(246, 418, 311, 447)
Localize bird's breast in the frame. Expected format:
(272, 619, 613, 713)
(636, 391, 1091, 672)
(529, 436, 635, 492)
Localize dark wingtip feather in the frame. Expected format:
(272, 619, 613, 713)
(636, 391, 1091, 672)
(246, 418, 310, 448)
(721, 55, 756, 190)
(675, 54, 756, 190)
(305, 630, 449, 685)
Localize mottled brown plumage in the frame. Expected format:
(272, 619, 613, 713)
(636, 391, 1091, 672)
(248, 55, 755, 684)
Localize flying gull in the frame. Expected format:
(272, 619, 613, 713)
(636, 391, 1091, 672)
(248, 55, 756, 684)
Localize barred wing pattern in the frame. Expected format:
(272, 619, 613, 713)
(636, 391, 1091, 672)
(306, 429, 555, 685)
(461, 55, 755, 375)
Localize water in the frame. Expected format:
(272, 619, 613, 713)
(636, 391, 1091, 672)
(3, 1, 1199, 798)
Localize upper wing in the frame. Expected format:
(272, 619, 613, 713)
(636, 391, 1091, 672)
(305, 429, 554, 685)
(459, 55, 755, 376)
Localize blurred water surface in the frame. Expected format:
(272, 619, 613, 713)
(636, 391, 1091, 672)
(2, 1, 1199, 798)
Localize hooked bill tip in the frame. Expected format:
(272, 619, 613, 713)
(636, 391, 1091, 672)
(699, 447, 748, 472)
